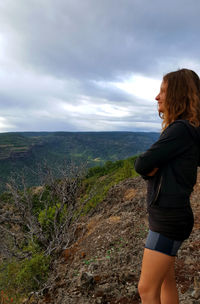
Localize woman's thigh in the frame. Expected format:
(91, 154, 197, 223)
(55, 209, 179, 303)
(139, 248, 175, 292)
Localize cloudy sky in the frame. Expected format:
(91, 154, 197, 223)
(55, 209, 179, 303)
(0, 0, 200, 133)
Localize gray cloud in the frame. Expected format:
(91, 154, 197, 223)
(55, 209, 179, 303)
(0, 0, 199, 132)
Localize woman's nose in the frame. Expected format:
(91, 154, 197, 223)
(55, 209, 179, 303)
(155, 93, 160, 101)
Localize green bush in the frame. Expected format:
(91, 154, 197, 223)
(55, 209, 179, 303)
(38, 205, 57, 229)
(0, 259, 20, 295)
(0, 252, 50, 298)
(38, 202, 67, 233)
(16, 253, 50, 291)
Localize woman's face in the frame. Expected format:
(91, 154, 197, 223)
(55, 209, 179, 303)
(155, 80, 167, 113)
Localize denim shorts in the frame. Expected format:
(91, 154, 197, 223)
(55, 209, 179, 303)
(145, 230, 183, 256)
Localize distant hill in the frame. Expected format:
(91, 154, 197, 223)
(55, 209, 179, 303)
(0, 131, 159, 191)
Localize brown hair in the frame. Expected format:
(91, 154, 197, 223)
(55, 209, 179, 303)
(161, 68, 200, 130)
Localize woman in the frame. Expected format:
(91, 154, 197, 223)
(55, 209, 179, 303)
(134, 68, 200, 304)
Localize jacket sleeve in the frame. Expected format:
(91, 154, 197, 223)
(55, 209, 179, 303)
(134, 121, 192, 176)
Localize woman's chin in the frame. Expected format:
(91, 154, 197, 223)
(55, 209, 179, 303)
(158, 106, 164, 113)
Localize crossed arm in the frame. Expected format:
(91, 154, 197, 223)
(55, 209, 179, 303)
(134, 122, 190, 179)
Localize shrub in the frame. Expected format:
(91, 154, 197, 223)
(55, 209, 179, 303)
(16, 253, 50, 291)
(0, 252, 50, 298)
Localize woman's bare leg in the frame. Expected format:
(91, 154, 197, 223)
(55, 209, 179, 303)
(160, 261, 179, 304)
(138, 248, 177, 304)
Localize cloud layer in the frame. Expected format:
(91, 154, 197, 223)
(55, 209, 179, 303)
(0, 0, 200, 132)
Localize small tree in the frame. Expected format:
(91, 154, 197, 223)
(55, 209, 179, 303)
(0, 162, 96, 299)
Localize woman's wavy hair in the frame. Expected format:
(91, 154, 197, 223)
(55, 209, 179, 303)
(161, 68, 200, 130)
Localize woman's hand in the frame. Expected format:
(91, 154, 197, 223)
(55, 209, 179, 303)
(147, 167, 159, 176)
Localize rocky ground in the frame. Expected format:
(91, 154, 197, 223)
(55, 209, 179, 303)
(32, 171, 200, 304)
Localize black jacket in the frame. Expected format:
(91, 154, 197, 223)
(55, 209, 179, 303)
(134, 120, 200, 209)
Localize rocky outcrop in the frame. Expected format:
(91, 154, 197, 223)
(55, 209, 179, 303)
(33, 173, 200, 304)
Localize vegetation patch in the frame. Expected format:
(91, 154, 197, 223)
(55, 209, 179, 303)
(0, 156, 139, 301)
(81, 156, 138, 213)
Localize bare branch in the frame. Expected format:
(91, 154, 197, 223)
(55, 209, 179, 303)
(1, 161, 94, 259)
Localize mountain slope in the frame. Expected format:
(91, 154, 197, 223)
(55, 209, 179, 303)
(32, 171, 200, 304)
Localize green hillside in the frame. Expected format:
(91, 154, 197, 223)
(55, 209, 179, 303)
(0, 155, 139, 302)
(0, 131, 159, 191)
